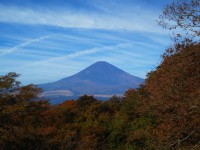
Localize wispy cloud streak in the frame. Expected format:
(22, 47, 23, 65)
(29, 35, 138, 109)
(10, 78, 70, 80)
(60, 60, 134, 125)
(0, 4, 165, 34)
(0, 0, 172, 84)
(0, 35, 50, 56)
(20, 43, 131, 67)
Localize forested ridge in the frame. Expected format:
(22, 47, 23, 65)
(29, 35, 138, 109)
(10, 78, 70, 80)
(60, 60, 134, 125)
(0, 0, 200, 149)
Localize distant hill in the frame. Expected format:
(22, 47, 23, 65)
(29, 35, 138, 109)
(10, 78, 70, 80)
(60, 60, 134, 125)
(38, 61, 144, 103)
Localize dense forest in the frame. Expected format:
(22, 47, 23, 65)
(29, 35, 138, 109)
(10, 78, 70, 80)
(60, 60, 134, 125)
(0, 0, 200, 149)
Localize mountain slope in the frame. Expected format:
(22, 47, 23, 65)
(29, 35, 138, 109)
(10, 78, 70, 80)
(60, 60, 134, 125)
(39, 61, 144, 100)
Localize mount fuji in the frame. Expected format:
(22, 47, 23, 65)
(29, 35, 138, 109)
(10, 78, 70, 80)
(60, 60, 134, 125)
(38, 61, 144, 103)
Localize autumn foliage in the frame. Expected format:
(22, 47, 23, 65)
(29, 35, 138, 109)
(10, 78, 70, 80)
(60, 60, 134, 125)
(1, 0, 200, 149)
(145, 42, 200, 149)
(1, 42, 199, 149)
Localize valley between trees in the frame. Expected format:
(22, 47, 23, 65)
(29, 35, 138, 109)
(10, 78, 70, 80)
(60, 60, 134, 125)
(0, 0, 200, 149)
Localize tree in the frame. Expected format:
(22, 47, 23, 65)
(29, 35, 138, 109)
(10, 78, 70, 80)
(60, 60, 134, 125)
(145, 42, 200, 149)
(159, 0, 200, 40)
(0, 72, 42, 106)
(0, 73, 50, 150)
(142, 1, 200, 148)
(76, 95, 97, 111)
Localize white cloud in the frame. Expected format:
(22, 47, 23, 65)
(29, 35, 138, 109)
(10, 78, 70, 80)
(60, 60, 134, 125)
(0, 4, 166, 34)
(0, 35, 50, 56)
(20, 43, 131, 68)
(0, 2, 171, 84)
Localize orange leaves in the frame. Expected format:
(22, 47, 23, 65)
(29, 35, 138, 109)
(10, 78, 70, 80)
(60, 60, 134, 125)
(39, 127, 56, 136)
(144, 42, 200, 148)
(60, 100, 77, 109)
(0, 43, 199, 150)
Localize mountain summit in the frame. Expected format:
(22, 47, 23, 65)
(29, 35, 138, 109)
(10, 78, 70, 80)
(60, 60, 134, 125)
(39, 61, 144, 102)
(66, 61, 143, 85)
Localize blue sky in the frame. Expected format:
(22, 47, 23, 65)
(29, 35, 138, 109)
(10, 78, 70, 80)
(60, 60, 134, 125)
(0, 0, 174, 85)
